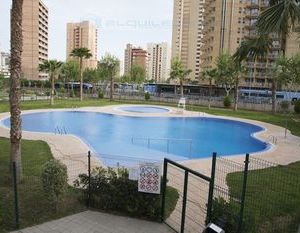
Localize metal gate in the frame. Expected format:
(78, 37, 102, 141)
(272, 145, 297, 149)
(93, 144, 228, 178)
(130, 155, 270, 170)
(161, 153, 217, 233)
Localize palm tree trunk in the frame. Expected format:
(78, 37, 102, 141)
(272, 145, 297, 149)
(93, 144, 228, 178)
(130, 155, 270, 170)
(180, 80, 184, 97)
(110, 71, 113, 101)
(79, 58, 83, 101)
(10, 0, 23, 182)
(234, 77, 239, 111)
(208, 79, 212, 109)
(50, 75, 54, 105)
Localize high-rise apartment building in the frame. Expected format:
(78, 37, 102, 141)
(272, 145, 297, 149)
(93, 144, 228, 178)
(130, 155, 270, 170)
(201, 0, 300, 89)
(22, 0, 48, 80)
(171, 0, 204, 80)
(147, 42, 171, 82)
(0, 51, 10, 78)
(66, 21, 98, 70)
(124, 44, 148, 75)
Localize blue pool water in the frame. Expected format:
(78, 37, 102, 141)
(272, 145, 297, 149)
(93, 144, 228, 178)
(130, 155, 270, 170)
(119, 106, 170, 113)
(1, 111, 268, 164)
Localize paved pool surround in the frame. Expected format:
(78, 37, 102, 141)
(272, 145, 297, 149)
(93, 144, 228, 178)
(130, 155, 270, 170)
(0, 104, 299, 176)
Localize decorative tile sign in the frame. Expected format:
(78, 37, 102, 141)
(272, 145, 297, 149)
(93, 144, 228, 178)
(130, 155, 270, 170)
(138, 163, 161, 194)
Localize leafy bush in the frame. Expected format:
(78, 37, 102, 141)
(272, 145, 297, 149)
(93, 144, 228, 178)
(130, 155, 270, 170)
(294, 100, 300, 114)
(223, 96, 232, 108)
(145, 92, 150, 101)
(41, 160, 68, 208)
(98, 90, 104, 99)
(75, 167, 163, 221)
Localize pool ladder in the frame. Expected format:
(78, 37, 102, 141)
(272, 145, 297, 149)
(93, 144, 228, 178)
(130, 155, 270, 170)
(54, 125, 68, 135)
(267, 135, 278, 145)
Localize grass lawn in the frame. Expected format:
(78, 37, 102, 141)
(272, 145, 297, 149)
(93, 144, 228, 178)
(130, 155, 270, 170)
(227, 162, 300, 233)
(0, 137, 87, 232)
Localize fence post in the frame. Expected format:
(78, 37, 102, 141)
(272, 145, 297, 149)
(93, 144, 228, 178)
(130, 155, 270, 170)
(12, 162, 19, 229)
(160, 159, 168, 222)
(87, 151, 91, 208)
(237, 153, 250, 233)
(206, 152, 217, 224)
(181, 170, 189, 233)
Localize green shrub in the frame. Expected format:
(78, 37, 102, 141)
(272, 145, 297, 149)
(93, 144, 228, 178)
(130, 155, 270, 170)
(145, 92, 150, 101)
(223, 96, 232, 108)
(41, 160, 68, 208)
(98, 90, 104, 99)
(294, 100, 300, 114)
(75, 167, 167, 221)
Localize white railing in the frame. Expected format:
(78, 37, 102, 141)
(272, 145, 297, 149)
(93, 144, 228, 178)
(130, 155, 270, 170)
(131, 137, 193, 157)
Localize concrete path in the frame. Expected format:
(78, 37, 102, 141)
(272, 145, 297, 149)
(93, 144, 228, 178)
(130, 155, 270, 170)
(11, 211, 174, 233)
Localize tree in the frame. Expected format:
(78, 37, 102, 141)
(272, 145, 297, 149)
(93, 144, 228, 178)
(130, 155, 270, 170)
(169, 58, 192, 97)
(83, 68, 102, 84)
(130, 65, 146, 84)
(99, 54, 120, 101)
(202, 68, 218, 109)
(70, 48, 92, 101)
(10, 0, 23, 181)
(256, 0, 300, 55)
(215, 53, 236, 97)
(215, 53, 245, 111)
(234, 35, 273, 111)
(39, 60, 63, 105)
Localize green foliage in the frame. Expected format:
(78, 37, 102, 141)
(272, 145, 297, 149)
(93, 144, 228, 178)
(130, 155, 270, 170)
(99, 54, 120, 80)
(98, 90, 104, 99)
(130, 65, 146, 84)
(83, 68, 102, 83)
(223, 96, 232, 108)
(169, 57, 192, 83)
(294, 100, 300, 114)
(61, 60, 80, 82)
(70, 48, 93, 60)
(75, 167, 171, 221)
(215, 53, 244, 96)
(145, 92, 150, 101)
(41, 160, 68, 205)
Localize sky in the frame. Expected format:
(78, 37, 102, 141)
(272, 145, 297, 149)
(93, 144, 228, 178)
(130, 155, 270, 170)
(0, 0, 173, 61)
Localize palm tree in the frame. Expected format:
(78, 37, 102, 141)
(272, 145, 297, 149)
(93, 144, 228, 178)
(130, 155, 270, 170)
(169, 58, 192, 97)
(99, 54, 120, 101)
(202, 68, 218, 109)
(10, 0, 23, 181)
(39, 60, 63, 105)
(256, 0, 300, 55)
(234, 35, 274, 112)
(70, 48, 93, 101)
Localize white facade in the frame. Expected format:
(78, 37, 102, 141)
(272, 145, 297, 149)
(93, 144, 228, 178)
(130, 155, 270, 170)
(0, 52, 10, 78)
(147, 42, 171, 83)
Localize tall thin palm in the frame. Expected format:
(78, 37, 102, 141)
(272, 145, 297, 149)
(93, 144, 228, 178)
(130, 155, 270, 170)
(170, 58, 192, 97)
(70, 48, 93, 101)
(256, 0, 300, 54)
(39, 60, 63, 105)
(202, 69, 218, 109)
(10, 0, 23, 181)
(234, 35, 275, 112)
(99, 54, 120, 101)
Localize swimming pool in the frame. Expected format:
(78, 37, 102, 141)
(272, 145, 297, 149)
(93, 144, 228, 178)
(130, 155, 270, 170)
(118, 106, 170, 113)
(1, 111, 269, 165)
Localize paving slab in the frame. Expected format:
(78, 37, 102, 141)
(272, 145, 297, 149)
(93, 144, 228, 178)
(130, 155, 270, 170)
(11, 211, 175, 233)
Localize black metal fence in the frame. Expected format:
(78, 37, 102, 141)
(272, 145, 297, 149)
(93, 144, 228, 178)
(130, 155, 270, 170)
(2, 152, 299, 233)
(161, 154, 217, 233)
